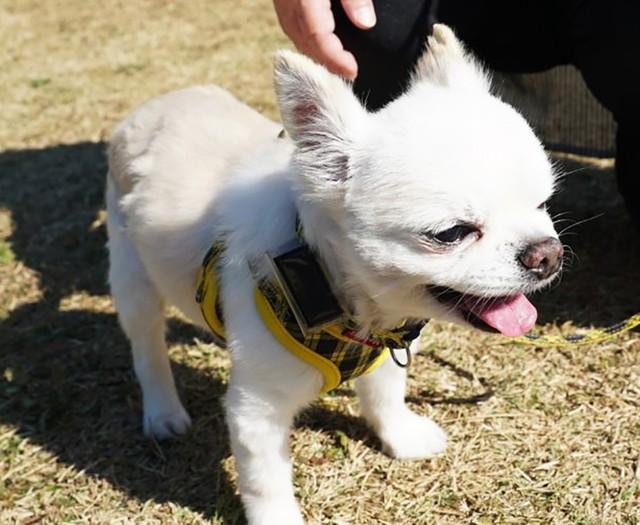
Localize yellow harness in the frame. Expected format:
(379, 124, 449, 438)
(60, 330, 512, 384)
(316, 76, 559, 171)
(195, 242, 425, 393)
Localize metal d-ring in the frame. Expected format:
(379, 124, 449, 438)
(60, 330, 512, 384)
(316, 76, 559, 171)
(389, 346, 412, 368)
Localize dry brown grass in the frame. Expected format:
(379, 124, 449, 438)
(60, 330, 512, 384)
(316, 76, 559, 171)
(1, 1, 639, 524)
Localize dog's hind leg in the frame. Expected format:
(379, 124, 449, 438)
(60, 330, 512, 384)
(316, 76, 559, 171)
(107, 179, 191, 440)
(355, 340, 447, 459)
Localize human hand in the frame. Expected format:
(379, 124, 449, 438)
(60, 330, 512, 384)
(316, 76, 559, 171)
(273, 0, 376, 80)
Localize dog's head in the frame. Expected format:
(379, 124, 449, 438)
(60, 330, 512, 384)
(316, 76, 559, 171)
(274, 24, 562, 336)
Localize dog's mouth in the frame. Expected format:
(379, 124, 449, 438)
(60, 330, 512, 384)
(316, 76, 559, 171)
(427, 285, 537, 337)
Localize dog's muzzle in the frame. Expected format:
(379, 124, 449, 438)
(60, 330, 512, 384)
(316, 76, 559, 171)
(518, 237, 563, 280)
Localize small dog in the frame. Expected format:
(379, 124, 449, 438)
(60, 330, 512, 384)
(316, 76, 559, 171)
(107, 25, 562, 525)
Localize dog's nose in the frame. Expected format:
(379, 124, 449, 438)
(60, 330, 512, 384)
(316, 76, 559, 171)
(518, 237, 563, 279)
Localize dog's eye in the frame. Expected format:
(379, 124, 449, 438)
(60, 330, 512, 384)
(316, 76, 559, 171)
(432, 224, 477, 244)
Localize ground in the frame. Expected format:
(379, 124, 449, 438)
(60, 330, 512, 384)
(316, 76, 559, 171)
(1, 1, 639, 524)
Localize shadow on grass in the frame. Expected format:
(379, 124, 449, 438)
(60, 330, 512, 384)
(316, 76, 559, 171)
(0, 143, 246, 522)
(533, 158, 640, 326)
(0, 143, 639, 521)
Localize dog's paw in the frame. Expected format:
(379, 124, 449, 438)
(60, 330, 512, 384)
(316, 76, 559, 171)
(244, 496, 305, 525)
(378, 410, 447, 460)
(143, 404, 192, 440)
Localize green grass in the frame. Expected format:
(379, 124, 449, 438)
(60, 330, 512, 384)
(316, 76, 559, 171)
(0, 242, 14, 264)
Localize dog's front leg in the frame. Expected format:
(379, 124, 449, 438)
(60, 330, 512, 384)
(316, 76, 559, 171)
(355, 340, 447, 459)
(225, 376, 315, 525)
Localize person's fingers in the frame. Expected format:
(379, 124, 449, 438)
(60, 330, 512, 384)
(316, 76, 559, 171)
(298, 0, 335, 36)
(293, 0, 358, 79)
(307, 31, 358, 79)
(340, 0, 376, 29)
(273, 0, 359, 79)
(273, 0, 304, 41)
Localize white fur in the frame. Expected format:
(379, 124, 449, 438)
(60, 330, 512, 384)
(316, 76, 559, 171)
(107, 25, 559, 524)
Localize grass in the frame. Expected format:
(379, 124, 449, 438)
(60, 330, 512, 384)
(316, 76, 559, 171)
(1, 1, 639, 523)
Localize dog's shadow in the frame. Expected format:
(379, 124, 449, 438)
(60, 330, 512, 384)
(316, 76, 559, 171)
(0, 143, 243, 522)
(0, 143, 638, 521)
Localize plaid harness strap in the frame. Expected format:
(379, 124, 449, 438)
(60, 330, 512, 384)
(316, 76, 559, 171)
(195, 241, 426, 393)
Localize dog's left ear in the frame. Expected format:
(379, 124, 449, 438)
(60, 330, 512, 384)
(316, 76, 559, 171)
(274, 50, 366, 185)
(410, 24, 490, 93)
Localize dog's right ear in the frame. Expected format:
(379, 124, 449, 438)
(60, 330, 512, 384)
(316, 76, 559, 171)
(274, 51, 365, 186)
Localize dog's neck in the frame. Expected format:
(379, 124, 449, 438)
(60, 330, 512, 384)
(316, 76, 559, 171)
(296, 203, 387, 331)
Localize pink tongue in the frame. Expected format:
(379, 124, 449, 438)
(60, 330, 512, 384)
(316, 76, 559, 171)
(463, 293, 537, 337)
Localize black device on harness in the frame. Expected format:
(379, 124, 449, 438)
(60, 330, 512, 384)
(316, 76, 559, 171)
(268, 244, 344, 335)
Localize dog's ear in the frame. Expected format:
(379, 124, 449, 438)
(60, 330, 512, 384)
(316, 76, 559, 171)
(274, 50, 365, 185)
(410, 24, 490, 93)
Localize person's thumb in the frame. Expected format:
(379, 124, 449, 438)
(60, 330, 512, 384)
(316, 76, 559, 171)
(340, 0, 376, 29)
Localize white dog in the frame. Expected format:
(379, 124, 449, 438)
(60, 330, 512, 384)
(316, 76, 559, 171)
(107, 25, 562, 525)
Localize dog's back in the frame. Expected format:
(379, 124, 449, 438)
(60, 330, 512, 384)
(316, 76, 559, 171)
(108, 84, 278, 213)
(107, 85, 281, 318)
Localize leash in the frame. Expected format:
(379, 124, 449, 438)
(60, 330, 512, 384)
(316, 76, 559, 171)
(511, 313, 640, 348)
